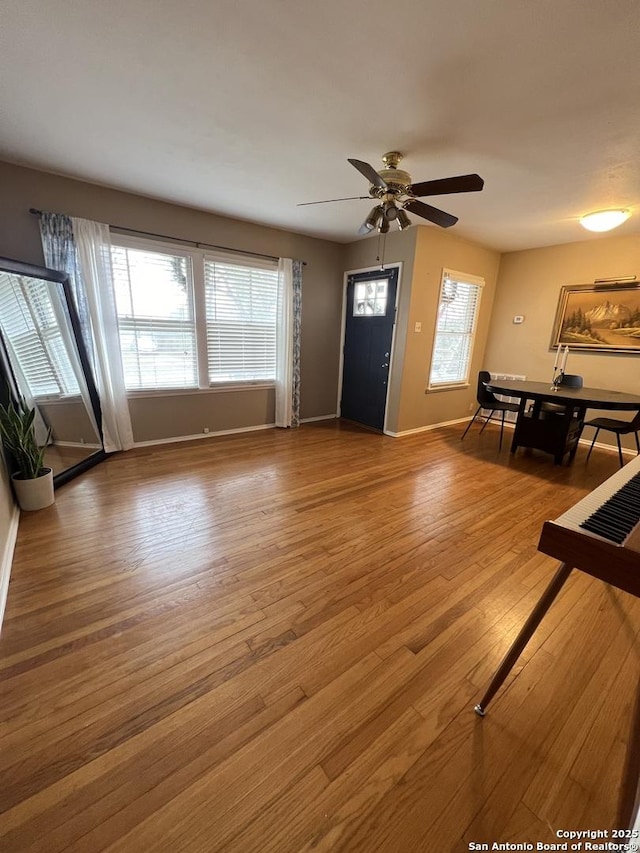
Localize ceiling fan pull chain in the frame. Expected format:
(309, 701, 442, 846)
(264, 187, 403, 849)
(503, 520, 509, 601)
(376, 231, 386, 270)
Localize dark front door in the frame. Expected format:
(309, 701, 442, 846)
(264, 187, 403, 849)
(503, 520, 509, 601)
(340, 267, 398, 432)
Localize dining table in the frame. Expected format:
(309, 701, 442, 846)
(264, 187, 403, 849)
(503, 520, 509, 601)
(485, 379, 640, 465)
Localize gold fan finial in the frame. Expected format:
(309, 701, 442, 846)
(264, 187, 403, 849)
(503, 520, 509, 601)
(382, 151, 403, 170)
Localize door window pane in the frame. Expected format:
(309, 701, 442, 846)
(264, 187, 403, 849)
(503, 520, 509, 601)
(354, 280, 387, 316)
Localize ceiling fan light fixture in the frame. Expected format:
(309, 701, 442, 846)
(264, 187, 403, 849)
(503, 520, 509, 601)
(363, 205, 383, 232)
(383, 203, 398, 221)
(396, 209, 412, 230)
(379, 217, 390, 234)
(579, 209, 630, 232)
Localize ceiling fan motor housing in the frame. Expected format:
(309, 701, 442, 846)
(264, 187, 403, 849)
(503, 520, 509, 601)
(376, 168, 411, 192)
(377, 152, 411, 194)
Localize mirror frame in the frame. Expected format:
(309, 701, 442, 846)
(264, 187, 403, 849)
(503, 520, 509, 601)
(0, 255, 108, 487)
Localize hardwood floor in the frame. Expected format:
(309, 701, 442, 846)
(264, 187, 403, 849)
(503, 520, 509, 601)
(1, 420, 639, 852)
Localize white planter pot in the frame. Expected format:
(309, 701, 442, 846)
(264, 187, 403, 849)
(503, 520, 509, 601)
(12, 468, 55, 511)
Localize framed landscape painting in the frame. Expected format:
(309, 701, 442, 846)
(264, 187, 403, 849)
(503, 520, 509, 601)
(551, 282, 640, 353)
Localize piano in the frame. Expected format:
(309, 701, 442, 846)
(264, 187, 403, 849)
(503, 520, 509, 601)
(475, 454, 640, 718)
(538, 452, 640, 597)
(476, 455, 640, 827)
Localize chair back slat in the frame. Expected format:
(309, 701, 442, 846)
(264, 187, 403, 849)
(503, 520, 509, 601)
(477, 371, 496, 406)
(560, 374, 583, 389)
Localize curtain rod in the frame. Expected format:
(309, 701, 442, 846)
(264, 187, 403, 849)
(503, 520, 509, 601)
(29, 208, 306, 265)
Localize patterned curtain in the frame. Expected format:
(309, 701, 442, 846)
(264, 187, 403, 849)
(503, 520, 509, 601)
(38, 213, 94, 364)
(276, 258, 303, 428)
(291, 259, 303, 428)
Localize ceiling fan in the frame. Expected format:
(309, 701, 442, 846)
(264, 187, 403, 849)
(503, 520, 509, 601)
(298, 152, 484, 235)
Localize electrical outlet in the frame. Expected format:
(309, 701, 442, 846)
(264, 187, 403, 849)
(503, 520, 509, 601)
(469, 403, 475, 412)
(203, 427, 210, 434)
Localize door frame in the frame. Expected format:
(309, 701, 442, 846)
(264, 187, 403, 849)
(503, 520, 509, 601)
(336, 262, 402, 435)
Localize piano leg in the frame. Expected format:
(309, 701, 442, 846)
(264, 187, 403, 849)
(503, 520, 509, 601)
(474, 561, 574, 716)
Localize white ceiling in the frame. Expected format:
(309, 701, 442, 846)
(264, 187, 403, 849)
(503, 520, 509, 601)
(1, 0, 639, 252)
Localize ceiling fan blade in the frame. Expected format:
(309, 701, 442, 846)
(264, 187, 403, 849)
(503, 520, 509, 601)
(404, 199, 458, 228)
(408, 173, 484, 197)
(297, 196, 370, 206)
(347, 158, 388, 189)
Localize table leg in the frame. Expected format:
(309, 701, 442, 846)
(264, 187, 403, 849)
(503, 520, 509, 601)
(511, 397, 528, 454)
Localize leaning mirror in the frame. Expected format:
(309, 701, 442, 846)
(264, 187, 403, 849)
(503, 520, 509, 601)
(0, 256, 106, 486)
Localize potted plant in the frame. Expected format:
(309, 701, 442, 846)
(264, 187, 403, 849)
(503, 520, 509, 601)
(0, 399, 54, 511)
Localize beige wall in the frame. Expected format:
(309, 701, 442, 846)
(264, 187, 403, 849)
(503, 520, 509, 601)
(0, 161, 346, 439)
(484, 233, 640, 452)
(343, 225, 501, 434)
(398, 227, 501, 433)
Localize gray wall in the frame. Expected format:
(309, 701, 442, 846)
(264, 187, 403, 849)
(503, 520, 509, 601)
(0, 161, 346, 441)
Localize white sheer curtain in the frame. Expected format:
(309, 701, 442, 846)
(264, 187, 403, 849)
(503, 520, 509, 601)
(72, 218, 134, 452)
(275, 258, 294, 428)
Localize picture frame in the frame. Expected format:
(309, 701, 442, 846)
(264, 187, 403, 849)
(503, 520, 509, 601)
(551, 281, 640, 354)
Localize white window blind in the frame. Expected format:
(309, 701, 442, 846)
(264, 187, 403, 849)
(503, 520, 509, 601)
(0, 272, 80, 398)
(204, 255, 278, 383)
(428, 269, 483, 389)
(111, 246, 197, 391)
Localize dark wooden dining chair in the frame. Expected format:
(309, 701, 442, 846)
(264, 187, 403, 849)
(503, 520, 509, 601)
(585, 409, 640, 468)
(540, 374, 583, 415)
(461, 370, 519, 450)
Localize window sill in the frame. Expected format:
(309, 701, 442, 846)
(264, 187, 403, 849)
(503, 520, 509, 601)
(33, 394, 83, 404)
(425, 383, 470, 394)
(126, 383, 275, 399)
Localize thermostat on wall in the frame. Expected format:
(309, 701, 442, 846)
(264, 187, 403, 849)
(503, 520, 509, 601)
(513, 315, 525, 324)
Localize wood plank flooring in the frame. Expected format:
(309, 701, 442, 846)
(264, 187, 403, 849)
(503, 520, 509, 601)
(1, 420, 639, 852)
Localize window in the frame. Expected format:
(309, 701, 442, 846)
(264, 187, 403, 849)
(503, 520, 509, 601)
(0, 272, 80, 398)
(204, 256, 278, 382)
(110, 238, 278, 392)
(428, 269, 483, 389)
(111, 245, 197, 391)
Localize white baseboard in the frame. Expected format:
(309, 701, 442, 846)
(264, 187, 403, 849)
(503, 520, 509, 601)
(385, 417, 472, 437)
(577, 435, 636, 457)
(387, 416, 637, 458)
(300, 414, 337, 423)
(54, 441, 103, 449)
(0, 504, 20, 635)
(133, 422, 276, 448)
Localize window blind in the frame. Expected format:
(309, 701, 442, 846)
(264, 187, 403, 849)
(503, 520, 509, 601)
(0, 272, 80, 398)
(111, 246, 197, 391)
(204, 255, 278, 383)
(429, 271, 483, 388)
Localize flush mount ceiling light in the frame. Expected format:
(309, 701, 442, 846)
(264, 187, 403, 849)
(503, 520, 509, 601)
(579, 209, 631, 232)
